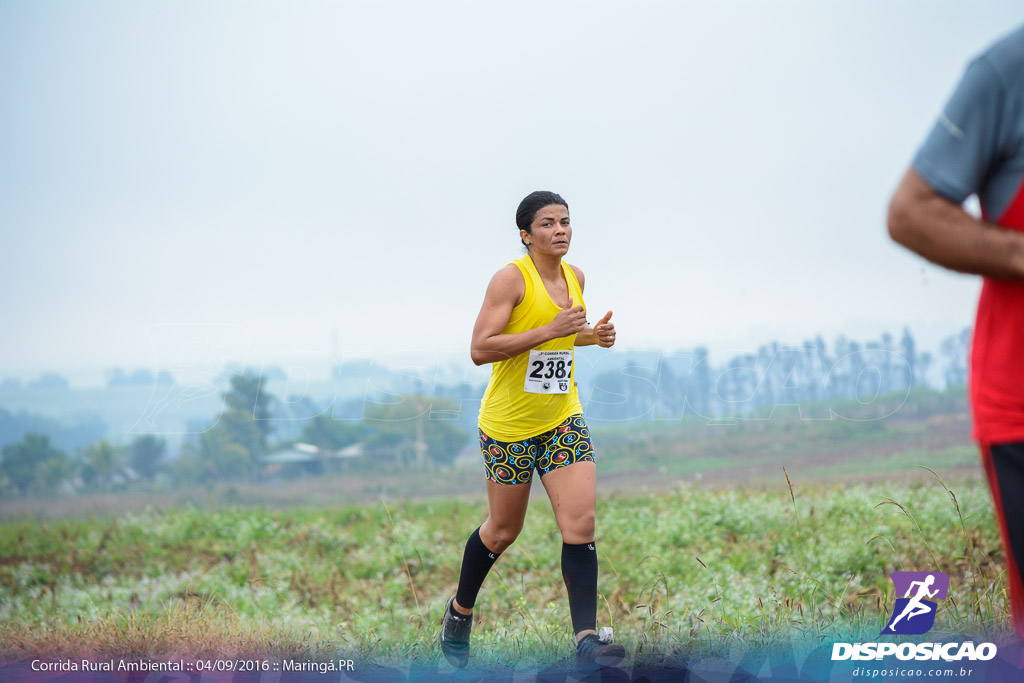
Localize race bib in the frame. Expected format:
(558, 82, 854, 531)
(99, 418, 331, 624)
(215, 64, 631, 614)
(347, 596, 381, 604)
(524, 349, 573, 394)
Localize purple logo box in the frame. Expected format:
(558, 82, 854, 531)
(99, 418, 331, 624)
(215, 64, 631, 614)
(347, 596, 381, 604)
(890, 571, 949, 600)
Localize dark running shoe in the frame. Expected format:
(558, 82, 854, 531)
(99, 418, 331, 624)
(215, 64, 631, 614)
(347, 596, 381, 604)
(440, 596, 473, 668)
(576, 628, 625, 669)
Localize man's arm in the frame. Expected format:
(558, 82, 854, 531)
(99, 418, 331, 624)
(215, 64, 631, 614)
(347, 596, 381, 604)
(887, 167, 1024, 280)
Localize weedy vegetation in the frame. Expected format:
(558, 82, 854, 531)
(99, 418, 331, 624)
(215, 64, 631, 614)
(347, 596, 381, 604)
(0, 468, 1009, 668)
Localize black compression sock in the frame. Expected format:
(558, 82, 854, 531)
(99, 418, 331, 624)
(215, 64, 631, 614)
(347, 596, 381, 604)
(454, 527, 501, 610)
(561, 540, 598, 635)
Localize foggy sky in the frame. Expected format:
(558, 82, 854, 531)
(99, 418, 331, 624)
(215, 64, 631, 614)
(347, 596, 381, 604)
(2, 0, 1020, 384)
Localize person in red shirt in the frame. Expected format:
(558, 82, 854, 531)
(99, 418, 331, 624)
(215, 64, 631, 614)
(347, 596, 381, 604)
(888, 25, 1024, 637)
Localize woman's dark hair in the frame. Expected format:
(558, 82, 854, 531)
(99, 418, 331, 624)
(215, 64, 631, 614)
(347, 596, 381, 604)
(516, 191, 569, 247)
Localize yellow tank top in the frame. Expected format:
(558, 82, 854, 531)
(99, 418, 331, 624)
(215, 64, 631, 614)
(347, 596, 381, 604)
(477, 255, 585, 441)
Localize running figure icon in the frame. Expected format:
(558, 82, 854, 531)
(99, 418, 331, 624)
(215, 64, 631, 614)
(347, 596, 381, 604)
(887, 574, 939, 632)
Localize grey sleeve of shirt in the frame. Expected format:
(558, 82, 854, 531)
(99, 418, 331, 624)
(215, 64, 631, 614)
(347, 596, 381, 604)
(913, 56, 1006, 204)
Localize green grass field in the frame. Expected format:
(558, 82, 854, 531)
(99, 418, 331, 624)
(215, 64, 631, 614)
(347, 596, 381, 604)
(0, 472, 1010, 669)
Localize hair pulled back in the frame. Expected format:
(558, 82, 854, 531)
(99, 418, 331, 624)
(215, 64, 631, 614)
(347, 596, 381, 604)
(516, 191, 569, 248)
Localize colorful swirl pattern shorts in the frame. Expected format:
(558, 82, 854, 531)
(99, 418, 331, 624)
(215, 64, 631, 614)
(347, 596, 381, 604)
(479, 414, 594, 484)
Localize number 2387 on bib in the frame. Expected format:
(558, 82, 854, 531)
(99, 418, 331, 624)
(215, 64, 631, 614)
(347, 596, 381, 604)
(524, 349, 573, 394)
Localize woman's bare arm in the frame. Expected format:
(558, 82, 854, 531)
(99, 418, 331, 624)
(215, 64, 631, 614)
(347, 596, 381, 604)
(470, 266, 587, 365)
(567, 265, 615, 348)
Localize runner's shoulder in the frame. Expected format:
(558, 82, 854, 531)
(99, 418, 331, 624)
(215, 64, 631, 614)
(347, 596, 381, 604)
(487, 264, 526, 305)
(568, 264, 585, 291)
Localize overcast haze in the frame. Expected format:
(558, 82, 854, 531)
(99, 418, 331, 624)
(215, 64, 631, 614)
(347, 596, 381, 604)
(2, 0, 1021, 385)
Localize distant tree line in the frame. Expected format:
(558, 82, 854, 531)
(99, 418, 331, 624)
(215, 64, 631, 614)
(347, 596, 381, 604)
(0, 373, 72, 391)
(0, 432, 168, 496)
(0, 372, 468, 497)
(585, 327, 969, 422)
(0, 327, 971, 498)
(105, 368, 175, 388)
(0, 408, 108, 454)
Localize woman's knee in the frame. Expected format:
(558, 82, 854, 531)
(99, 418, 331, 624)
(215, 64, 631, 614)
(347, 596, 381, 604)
(480, 518, 523, 552)
(559, 510, 595, 544)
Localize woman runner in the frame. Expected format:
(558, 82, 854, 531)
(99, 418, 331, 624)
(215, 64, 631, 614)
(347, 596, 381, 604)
(440, 191, 623, 669)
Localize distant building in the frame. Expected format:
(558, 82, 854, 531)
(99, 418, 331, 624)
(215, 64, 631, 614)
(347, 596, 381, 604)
(259, 442, 364, 477)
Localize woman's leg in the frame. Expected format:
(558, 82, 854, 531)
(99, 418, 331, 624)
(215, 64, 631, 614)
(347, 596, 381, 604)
(453, 479, 532, 614)
(541, 460, 596, 542)
(443, 479, 532, 668)
(541, 460, 598, 639)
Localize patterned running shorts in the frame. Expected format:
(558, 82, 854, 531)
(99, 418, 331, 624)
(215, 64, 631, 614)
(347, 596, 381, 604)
(478, 414, 595, 485)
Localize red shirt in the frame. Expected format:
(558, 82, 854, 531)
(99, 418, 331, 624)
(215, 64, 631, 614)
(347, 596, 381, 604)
(913, 27, 1024, 444)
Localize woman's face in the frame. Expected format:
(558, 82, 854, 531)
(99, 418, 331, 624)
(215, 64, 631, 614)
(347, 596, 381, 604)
(521, 204, 571, 256)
